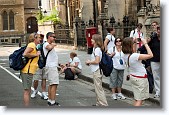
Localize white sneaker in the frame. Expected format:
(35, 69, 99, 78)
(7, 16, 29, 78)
(41, 92, 48, 100)
(111, 94, 117, 100)
(154, 94, 160, 98)
(117, 93, 126, 99)
(31, 90, 38, 98)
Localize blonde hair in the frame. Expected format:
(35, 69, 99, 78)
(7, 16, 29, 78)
(92, 34, 104, 51)
(70, 52, 77, 57)
(28, 33, 39, 43)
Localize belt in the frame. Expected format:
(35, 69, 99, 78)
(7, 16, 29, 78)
(130, 74, 147, 78)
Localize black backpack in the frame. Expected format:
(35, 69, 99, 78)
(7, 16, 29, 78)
(64, 68, 75, 80)
(9, 46, 29, 71)
(38, 43, 51, 69)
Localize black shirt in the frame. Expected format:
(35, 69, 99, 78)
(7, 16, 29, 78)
(149, 32, 160, 62)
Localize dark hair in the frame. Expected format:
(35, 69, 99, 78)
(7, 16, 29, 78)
(157, 26, 160, 30)
(40, 34, 44, 38)
(106, 27, 114, 33)
(122, 37, 133, 54)
(137, 23, 143, 28)
(114, 38, 122, 45)
(46, 32, 55, 39)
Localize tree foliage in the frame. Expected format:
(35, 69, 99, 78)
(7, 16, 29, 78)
(37, 8, 60, 24)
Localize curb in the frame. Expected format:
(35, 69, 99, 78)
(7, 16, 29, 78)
(78, 74, 160, 106)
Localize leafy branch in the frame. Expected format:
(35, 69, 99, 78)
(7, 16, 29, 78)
(37, 8, 60, 24)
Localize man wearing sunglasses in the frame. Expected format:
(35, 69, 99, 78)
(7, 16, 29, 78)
(43, 32, 60, 106)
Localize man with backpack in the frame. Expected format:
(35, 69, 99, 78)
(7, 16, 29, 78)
(20, 33, 41, 106)
(31, 32, 48, 100)
(104, 27, 116, 52)
(43, 32, 60, 106)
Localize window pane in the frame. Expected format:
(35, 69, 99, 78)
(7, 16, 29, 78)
(9, 11, 15, 30)
(3, 11, 8, 30)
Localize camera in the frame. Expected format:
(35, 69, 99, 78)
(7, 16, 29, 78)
(137, 38, 141, 42)
(126, 75, 130, 81)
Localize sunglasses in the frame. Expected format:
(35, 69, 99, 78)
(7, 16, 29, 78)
(116, 40, 121, 42)
(151, 25, 156, 26)
(50, 36, 56, 38)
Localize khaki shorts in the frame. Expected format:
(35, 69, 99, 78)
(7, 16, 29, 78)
(21, 72, 33, 90)
(74, 67, 82, 74)
(33, 68, 47, 80)
(130, 76, 149, 100)
(45, 67, 59, 85)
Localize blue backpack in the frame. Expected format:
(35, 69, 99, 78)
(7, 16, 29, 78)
(37, 43, 51, 69)
(9, 46, 29, 71)
(93, 48, 113, 77)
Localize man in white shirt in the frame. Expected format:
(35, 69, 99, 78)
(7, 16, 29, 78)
(104, 27, 116, 52)
(43, 32, 60, 106)
(130, 23, 144, 51)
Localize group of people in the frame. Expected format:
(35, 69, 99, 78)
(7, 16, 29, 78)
(85, 21, 160, 106)
(19, 21, 160, 107)
(20, 31, 83, 107)
(21, 32, 60, 106)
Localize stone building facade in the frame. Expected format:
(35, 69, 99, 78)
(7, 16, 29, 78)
(57, 0, 160, 38)
(0, 0, 39, 44)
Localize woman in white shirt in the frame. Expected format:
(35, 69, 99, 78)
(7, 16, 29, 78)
(68, 52, 82, 75)
(122, 37, 153, 106)
(85, 34, 108, 106)
(107, 38, 126, 100)
(60, 52, 82, 76)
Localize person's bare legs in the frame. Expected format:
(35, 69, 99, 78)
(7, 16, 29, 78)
(33, 80, 38, 90)
(134, 100, 143, 106)
(23, 89, 31, 106)
(41, 79, 46, 92)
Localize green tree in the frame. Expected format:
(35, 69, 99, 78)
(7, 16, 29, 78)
(37, 8, 60, 24)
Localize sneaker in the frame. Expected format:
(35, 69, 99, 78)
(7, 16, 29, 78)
(74, 75, 78, 80)
(154, 94, 160, 98)
(48, 101, 60, 106)
(31, 90, 38, 98)
(111, 94, 117, 100)
(117, 93, 126, 99)
(41, 92, 48, 100)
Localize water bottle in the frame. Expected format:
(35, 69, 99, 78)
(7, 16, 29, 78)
(22, 56, 27, 64)
(39, 54, 44, 61)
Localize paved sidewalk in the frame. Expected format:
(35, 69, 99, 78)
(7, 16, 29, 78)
(0, 45, 160, 106)
(55, 45, 160, 106)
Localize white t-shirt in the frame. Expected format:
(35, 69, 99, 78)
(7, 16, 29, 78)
(69, 57, 82, 69)
(108, 47, 125, 70)
(43, 42, 58, 67)
(129, 29, 144, 39)
(124, 53, 146, 76)
(105, 33, 115, 50)
(90, 47, 102, 72)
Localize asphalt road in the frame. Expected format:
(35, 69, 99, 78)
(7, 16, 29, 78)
(0, 60, 132, 108)
(0, 47, 159, 108)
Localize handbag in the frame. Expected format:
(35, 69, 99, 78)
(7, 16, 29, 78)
(64, 68, 75, 80)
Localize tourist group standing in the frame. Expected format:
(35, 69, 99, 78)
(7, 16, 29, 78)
(19, 21, 160, 107)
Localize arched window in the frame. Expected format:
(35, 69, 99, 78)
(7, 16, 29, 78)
(2, 11, 8, 30)
(9, 11, 15, 30)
